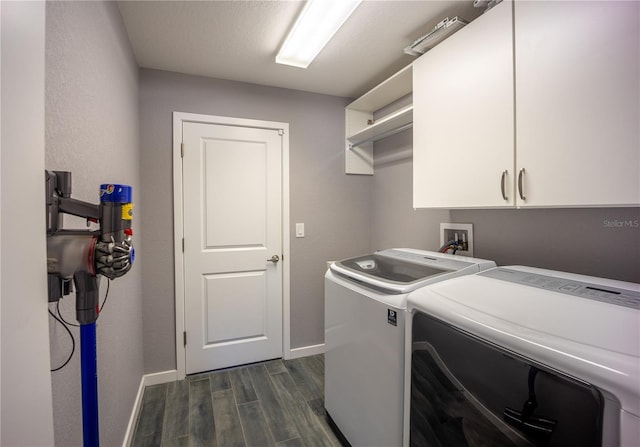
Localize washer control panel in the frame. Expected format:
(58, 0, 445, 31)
(481, 268, 640, 310)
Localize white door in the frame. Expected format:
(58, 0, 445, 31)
(182, 120, 283, 374)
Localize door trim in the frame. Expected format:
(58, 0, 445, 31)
(172, 111, 291, 379)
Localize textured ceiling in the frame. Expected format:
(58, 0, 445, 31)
(117, 1, 482, 99)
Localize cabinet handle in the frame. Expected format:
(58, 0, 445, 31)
(500, 170, 508, 201)
(518, 168, 526, 201)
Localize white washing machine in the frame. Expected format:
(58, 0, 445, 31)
(404, 266, 640, 447)
(324, 248, 496, 447)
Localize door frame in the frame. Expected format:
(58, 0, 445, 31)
(172, 111, 291, 379)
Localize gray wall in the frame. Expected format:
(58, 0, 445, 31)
(1, 2, 56, 444)
(450, 208, 640, 283)
(371, 130, 450, 251)
(139, 69, 371, 372)
(45, 2, 143, 445)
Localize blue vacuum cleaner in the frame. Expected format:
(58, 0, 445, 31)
(46, 171, 135, 447)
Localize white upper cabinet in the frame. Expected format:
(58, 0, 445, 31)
(514, 0, 639, 207)
(413, 0, 640, 209)
(413, 0, 515, 208)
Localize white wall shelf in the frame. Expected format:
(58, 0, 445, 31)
(345, 64, 413, 175)
(348, 65, 412, 112)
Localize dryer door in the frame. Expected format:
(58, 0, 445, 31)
(410, 312, 604, 447)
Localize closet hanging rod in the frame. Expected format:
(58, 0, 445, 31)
(349, 122, 413, 149)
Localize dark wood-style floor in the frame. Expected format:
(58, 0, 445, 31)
(132, 354, 346, 447)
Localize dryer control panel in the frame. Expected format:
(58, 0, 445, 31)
(481, 268, 640, 310)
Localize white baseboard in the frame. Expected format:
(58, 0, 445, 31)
(287, 343, 325, 359)
(122, 370, 178, 447)
(144, 370, 179, 386)
(122, 376, 145, 447)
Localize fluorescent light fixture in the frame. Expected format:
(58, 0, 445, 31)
(404, 17, 468, 56)
(276, 0, 363, 69)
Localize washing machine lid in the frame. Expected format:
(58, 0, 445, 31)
(407, 266, 640, 416)
(330, 248, 496, 294)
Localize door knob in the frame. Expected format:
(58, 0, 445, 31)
(267, 255, 280, 263)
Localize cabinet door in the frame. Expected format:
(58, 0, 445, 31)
(413, 0, 515, 209)
(515, 1, 640, 207)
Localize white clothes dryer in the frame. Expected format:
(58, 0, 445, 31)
(324, 248, 496, 447)
(404, 266, 640, 447)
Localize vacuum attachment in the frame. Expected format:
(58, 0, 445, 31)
(503, 367, 557, 439)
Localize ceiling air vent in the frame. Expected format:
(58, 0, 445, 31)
(404, 17, 468, 56)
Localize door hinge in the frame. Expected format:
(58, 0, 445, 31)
(181, 143, 184, 158)
(183, 331, 187, 346)
(182, 238, 184, 252)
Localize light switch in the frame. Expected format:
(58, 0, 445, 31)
(296, 223, 305, 238)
